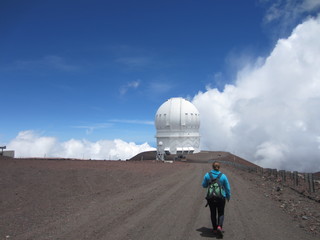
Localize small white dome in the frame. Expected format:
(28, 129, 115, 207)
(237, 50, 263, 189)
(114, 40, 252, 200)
(155, 97, 200, 131)
(155, 97, 200, 158)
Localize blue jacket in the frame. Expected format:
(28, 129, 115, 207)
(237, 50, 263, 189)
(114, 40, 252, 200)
(202, 170, 231, 200)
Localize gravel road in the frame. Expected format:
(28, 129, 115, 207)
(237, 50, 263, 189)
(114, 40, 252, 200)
(0, 158, 318, 240)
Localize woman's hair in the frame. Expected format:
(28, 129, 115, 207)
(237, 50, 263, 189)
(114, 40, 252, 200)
(212, 161, 220, 170)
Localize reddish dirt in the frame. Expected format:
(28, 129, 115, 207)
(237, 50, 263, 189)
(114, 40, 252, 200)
(0, 156, 319, 240)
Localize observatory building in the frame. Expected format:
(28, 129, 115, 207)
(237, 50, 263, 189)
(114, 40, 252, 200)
(155, 97, 200, 160)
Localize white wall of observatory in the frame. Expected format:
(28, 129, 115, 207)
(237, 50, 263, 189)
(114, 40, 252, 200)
(155, 98, 200, 155)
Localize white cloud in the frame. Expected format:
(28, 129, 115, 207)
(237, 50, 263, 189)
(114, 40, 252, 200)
(7, 131, 58, 158)
(120, 80, 141, 95)
(263, 0, 320, 22)
(192, 15, 320, 172)
(7, 130, 155, 160)
(262, 0, 320, 35)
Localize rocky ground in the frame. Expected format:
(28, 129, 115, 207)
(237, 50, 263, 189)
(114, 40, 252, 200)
(238, 169, 320, 235)
(0, 155, 319, 240)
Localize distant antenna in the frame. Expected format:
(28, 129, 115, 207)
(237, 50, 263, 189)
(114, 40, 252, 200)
(0, 146, 6, 156)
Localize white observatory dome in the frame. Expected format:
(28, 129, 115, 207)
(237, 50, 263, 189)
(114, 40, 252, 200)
(155, 97, 200, 160)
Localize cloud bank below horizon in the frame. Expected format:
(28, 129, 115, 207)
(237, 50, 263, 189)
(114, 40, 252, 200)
(193, 15, 320, 172)
(7, 130, 155, 160)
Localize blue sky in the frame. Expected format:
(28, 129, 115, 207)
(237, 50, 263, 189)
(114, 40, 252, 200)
(1, 0, 320, 171)
(0, 0, 270, 142)
(0, 1, 269, 143)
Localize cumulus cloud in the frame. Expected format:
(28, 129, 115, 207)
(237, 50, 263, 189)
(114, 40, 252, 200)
(192, 15, 320, 172)
(7, 130, 155, 160)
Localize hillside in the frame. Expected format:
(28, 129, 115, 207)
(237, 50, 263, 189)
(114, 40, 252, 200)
(130, 150, 259, 167)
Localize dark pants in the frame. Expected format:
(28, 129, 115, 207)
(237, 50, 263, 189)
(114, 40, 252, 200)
(208, 198, 226, 229)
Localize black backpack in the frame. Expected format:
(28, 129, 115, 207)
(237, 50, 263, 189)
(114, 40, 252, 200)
(205, 172, 225, 206)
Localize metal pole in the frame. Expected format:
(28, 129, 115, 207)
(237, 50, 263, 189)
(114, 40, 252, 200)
(0, 146, 6, 156)
(308, 173, 315, 193)
(293, 171, 299, 186)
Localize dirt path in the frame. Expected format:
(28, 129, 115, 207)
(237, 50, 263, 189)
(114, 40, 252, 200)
(1, 159, 318, 240)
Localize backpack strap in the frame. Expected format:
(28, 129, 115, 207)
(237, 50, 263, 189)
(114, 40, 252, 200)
(216, 172, 223, 180)
(208, 172, 223, 181)
(208, 172, 214, 181)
